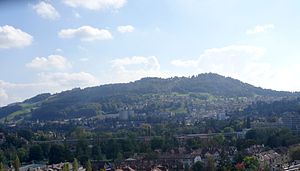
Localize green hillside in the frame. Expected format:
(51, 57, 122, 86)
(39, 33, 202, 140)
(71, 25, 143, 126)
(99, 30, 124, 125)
(0, 73, 297, 121)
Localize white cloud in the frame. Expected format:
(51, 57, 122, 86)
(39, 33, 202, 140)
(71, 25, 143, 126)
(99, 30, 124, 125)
(26, 55, 72, 71)
(73, 11, 81, 18)
(55, 48, 63, 53)
(117, 25, 135, 33)
(37, 72, 100, 87)
(110, 56, 172, 83)
(62, 0, 126, 10)
(33, 1, 60, 20)
(0, 25, 33, 49)
(246, 24, 274, 35)
(0, 72, 100, 106)
(171, 45, 270, 86)
(170, 45, 300, 91)
(171, 45, 265, 68)
(58, 26, 113, 41)
(0, 88, 8, 106)
(1, 54, 99, 106)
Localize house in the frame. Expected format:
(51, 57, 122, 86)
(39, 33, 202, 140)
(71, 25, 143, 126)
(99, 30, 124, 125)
(256, 150, 286, 170)
(19, 164, 47, 171)
(282, 161, 300, 171)
(194, 156, 202, 163)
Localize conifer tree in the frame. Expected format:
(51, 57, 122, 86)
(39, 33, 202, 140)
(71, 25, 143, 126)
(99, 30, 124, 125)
(13, 156, 20, 171)
(86, 160, 92, 171)
(73, 158, 79, 171)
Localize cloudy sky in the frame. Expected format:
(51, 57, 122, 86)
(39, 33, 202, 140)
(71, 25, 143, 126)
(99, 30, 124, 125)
(1, 0, 300, 106)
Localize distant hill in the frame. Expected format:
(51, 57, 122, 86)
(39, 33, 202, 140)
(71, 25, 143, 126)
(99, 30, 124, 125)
(0, 73, 297, 121)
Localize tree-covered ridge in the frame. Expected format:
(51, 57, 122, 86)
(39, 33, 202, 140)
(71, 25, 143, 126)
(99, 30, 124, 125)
(0, 73, 297, 121)
(80, 73, 294, 98)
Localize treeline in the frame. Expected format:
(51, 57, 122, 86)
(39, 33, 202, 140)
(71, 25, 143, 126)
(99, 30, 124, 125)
(238, 98, 300, 116)
(1, 122, 300, 171)
(240, 128, 300, 149)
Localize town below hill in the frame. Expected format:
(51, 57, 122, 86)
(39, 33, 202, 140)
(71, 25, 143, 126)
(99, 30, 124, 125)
(0, 73, 300, 170)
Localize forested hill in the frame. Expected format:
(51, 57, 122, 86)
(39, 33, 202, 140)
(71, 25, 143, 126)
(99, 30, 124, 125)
(0, 73, 297, 121)
(64, 73, 292, 98)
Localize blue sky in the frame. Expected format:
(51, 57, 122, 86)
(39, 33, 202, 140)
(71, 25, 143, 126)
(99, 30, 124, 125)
(1, 0, 300, 106)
